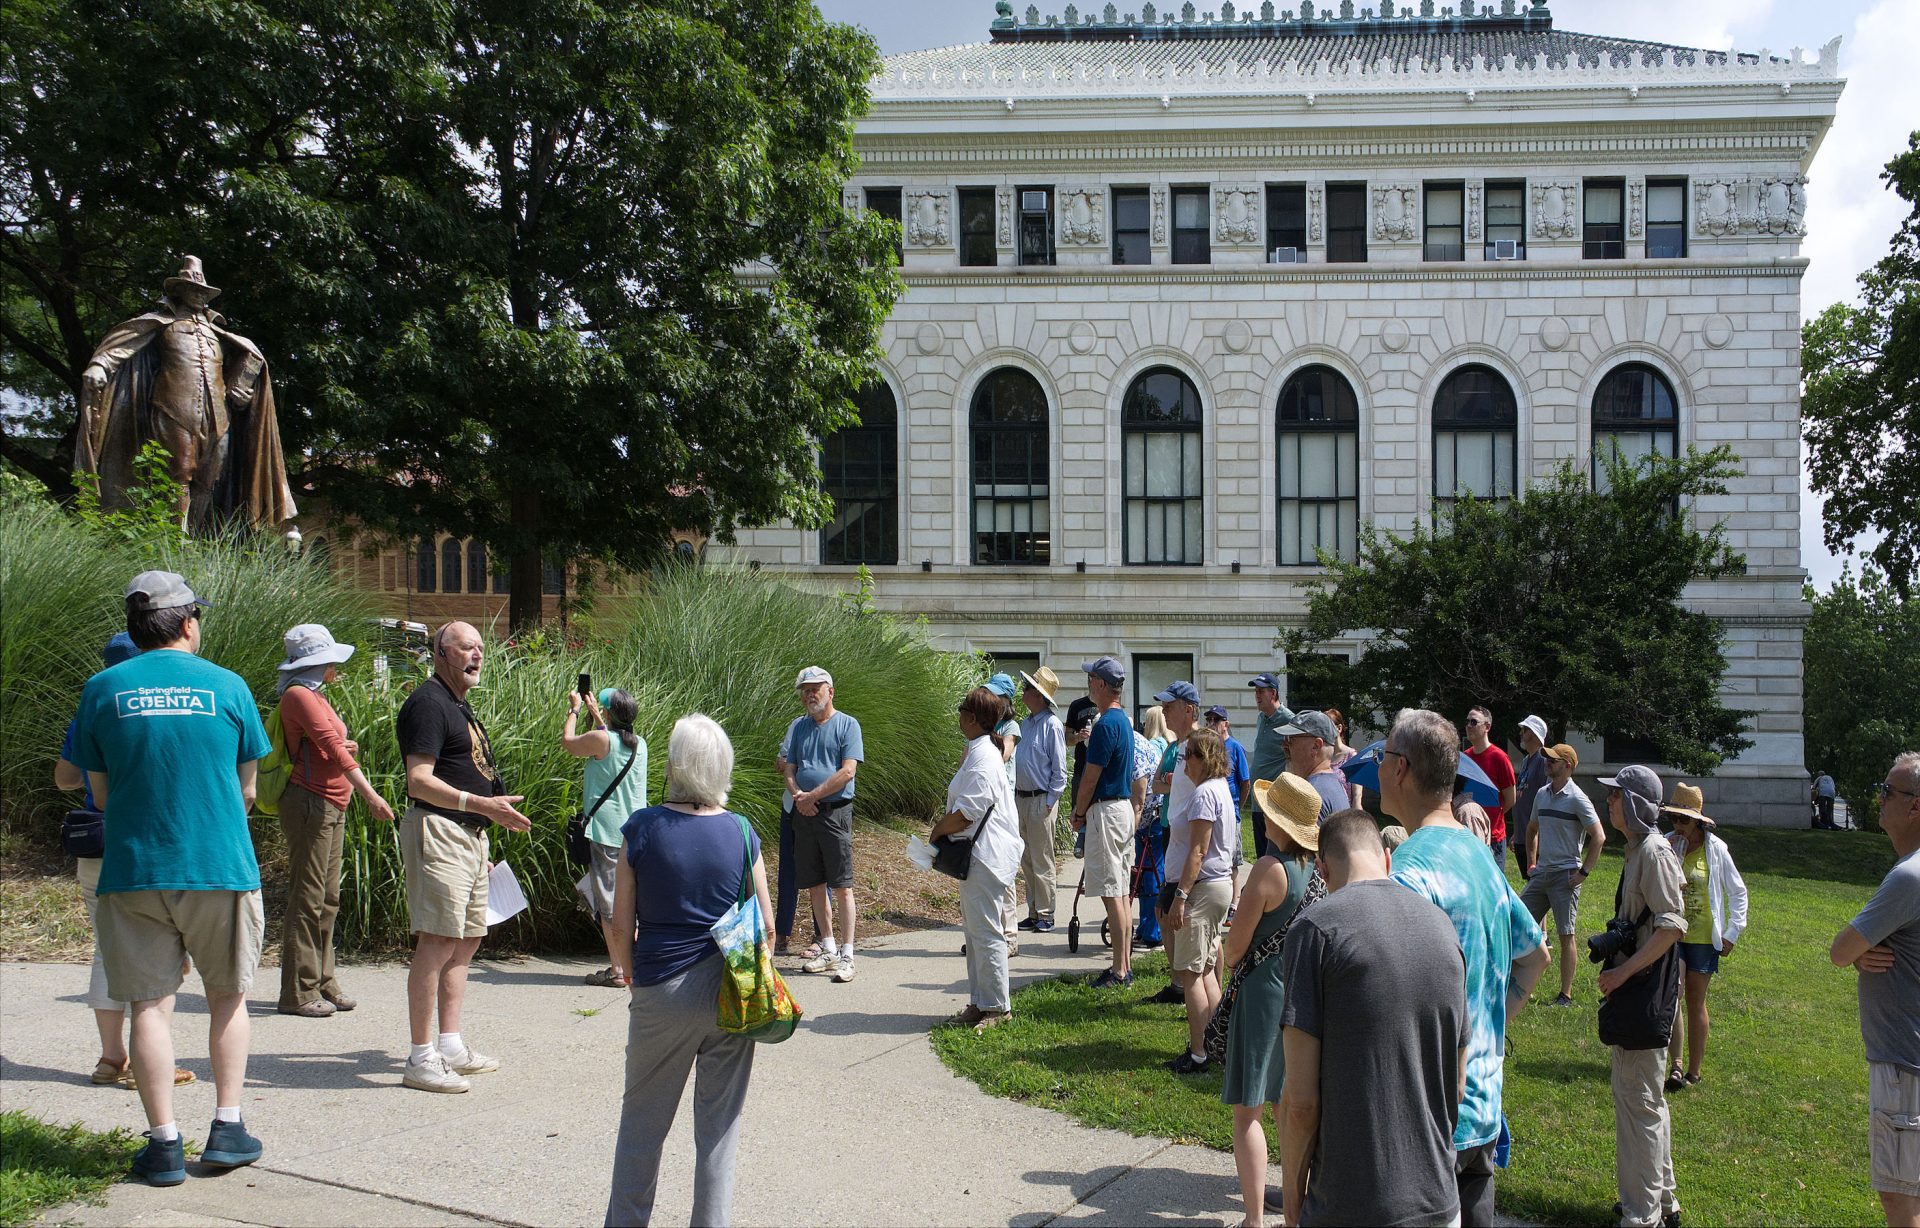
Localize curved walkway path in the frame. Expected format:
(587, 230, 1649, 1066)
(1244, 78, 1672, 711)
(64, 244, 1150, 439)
(1, 889, 1261, 1226)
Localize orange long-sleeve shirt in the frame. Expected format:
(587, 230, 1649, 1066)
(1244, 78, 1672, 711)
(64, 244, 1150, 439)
(278, 684, 357, 808)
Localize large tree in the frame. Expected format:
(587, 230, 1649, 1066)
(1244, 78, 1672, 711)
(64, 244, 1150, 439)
(1803, 565, 1920, 827)
(3, 1, 901, 627)
(1283, 449, 1754, 774)
(1802, 130, 1920, 596)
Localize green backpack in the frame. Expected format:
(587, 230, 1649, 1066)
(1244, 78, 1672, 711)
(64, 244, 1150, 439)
(253, 703, 294, 816)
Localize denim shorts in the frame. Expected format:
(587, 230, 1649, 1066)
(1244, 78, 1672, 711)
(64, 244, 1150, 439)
(1677, 940, 1720, 976)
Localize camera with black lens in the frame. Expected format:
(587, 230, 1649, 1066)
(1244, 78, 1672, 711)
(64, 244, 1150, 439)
(1586, 917, 1640, 965)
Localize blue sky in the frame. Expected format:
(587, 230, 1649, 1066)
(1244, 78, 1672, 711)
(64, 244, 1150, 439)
(817, 0, 1920, 588)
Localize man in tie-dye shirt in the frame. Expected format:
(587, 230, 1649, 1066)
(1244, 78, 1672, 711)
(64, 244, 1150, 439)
(1380, 707, 1549, 1227)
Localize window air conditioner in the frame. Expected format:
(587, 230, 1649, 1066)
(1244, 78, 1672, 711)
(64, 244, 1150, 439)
(1493, 239, 1519, 260)
(1021, 190, 1049, 213)
(1271, 246, 1301, 263)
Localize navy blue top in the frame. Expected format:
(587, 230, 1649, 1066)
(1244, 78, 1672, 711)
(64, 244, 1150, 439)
(1085, 707, 1134, 801)
(622, 805, 761, 986)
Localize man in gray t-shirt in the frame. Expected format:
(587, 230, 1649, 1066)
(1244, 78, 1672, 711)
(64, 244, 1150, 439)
(1830, 752, 1920, 1220)
(1280, 814, 1467, 1227)
(1520, 743, 1605, 1006)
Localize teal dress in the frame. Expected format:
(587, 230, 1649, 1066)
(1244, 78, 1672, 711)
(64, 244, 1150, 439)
(1220, 854, 1311, 1108)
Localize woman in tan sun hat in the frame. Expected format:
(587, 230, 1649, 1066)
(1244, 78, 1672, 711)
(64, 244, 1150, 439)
(1219, 773, 1324, 1228)
(1661, 782, 1749, 1091)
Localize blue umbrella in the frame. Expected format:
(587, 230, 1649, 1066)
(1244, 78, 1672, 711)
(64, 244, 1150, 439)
(1339, 739, 1500, 808)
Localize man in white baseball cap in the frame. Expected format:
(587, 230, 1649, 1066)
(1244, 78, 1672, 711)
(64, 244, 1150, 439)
(778, 666, 864, 982)
(1512, 715, 1551, 880)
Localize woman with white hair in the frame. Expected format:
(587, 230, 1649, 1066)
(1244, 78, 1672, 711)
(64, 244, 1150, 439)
(605, 714, 770, 1228)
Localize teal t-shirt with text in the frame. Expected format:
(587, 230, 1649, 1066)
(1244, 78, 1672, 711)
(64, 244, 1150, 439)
(71, 649, 271, 894)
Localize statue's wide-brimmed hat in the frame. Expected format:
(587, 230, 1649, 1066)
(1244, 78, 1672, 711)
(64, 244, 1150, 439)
(163, 255, 221, 301)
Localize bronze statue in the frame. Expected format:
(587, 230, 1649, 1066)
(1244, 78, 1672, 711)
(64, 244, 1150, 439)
(76, 256, 296, 530)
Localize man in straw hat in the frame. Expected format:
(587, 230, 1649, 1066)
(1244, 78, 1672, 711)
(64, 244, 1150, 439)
(1661, 782, 1748, 1094)
(1013, 667, 1068, 933)
(1521, 742, 1605, 1007)
(1830, 751, 1920, 1226)
(1382, 709, 1548, 1226)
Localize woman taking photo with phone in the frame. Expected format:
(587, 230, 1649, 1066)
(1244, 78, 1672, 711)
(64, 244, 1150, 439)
(564, 685, 648, 988)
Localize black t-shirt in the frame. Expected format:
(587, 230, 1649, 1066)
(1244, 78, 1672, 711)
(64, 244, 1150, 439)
(1065, 696, 1097, 801)
(397, 676, 504, 805)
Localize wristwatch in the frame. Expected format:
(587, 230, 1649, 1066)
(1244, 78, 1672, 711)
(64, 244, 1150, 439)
(1174, 886, 1189, 901)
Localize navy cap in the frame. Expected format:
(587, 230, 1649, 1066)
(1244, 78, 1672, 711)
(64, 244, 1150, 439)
(1247, 673, 1280, 691)
(1153, 680, 1200, 705)
(1080, 656, 1126, 688)
(1204, 704, 1230, 723)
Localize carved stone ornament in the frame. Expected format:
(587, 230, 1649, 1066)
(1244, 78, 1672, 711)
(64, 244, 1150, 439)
(843, 186, 862, 213)
(1466, 182, 1482, 242)
(1371, 184, 1417, 242)
(1627, 181, 1644, 238)
(904, 188, 951, 247)
(1057, 186, 1106, 245)
(1151, 187, 1167, 243)
(997, 187, 1013, 246)
(1754, 175, 1808, 236)
(1215, 184, 1261, 245)
(1531, 181, 1577, 240)
(1307, 185, 1323, 242)
(1693, 177, 1742, 236)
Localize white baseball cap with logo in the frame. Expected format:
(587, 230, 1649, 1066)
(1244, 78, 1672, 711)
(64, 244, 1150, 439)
(794, 666, 833, 689)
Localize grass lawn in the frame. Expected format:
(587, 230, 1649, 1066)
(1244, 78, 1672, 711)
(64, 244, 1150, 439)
(931, 825, 1891, 1227)
(0, 1111, 137, 1226)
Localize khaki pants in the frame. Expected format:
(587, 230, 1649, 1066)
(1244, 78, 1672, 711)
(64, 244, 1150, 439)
(1611, 1045, 1679, 1227)
(279, 786, 346, 1010)
(1017, 794, 1058, 920)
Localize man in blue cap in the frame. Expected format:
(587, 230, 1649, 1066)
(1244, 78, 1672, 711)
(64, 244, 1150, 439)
(1246, 673, 1295, 858)
(1069, 656, 1136, 987)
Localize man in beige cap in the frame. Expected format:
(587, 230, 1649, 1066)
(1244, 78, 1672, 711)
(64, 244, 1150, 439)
(1521, 743, 1605, 1007)
(1014, 667, 1068, 932)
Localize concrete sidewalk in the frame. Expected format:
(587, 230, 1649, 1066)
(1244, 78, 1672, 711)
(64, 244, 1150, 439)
(2, 903, 1262, 1227)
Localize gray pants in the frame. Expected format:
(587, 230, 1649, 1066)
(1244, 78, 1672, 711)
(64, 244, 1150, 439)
(606, 953, 755, 1228)
(1610, 1044, 1679, 1227)
(1017, 793, 1058, 920)
(962, 865, 1013, 1013)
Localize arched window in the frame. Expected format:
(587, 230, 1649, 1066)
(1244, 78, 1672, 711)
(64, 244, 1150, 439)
(415, 538, 436, 593)
(440, 538, 462, 595)
(821, 383, 899, 565)
(970, 368, 1051, 565)
(1276, 366, 1360, 565)
(466, 540, 487, 593)
(1433, 364, 1517, 509)
(1591, 362, 1679, 491)
(1122, 366, 1204, 565)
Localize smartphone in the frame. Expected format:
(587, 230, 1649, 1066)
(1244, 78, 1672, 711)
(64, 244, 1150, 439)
(577, 672, 592, 698)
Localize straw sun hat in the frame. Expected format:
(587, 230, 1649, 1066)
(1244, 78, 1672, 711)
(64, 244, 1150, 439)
(1255, 773, 1323, 853)
(1662, 782, 1716, 831)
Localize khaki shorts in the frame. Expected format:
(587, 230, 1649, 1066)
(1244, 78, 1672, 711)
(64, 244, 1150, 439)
(1166, 877, 1231, 974)
(1870, 1062, 1920, 1197)
(96, 888, 263, 1003)
(402, 805, 490, 939)
(1082, 798, 1136, 898)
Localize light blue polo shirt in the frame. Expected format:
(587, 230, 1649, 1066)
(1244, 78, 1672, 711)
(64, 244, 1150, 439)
(781, 710, 864, 802)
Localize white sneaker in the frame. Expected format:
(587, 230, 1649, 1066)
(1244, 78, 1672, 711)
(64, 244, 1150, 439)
(444, 1044, 500, 1075)
(831, 957, 856, 983)
(403, 1054, 470, 1094)
(803, 952, 837, 974)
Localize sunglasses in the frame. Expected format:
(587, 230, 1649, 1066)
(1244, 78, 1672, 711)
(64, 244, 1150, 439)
(1878, 781, 1918, 801)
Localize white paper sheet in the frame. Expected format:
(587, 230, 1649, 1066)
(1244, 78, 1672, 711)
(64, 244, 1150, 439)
(484, 861, 528, 926)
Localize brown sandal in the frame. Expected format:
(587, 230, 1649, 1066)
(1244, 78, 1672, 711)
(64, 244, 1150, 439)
(584, 966, 628, 988)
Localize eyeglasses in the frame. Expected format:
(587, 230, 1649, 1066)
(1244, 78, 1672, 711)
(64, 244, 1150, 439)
(1381, 748, 1405, 762)
(1606, 787, 1622, 800)
(1877, 781, 1918, 801)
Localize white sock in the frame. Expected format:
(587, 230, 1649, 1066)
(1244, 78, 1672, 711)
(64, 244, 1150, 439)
(840, 944, 854, 960)
(213, 1106, 240, 1123)
(409, 1043, 435, 1064)
(150, 1122, 179, 1142)
(437, 1032, 464, 1059)
(819, 938, 838, 956)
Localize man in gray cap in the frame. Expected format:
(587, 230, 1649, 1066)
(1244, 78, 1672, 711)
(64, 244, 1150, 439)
(1245, 674, 1294, 856)
(1279, 709, 1351, 822)
(780, 665, 864, 982)
(69, 572, 272, 1184)
(1596, 764, 1686, 1228)
(1069, 656, 1136, 988)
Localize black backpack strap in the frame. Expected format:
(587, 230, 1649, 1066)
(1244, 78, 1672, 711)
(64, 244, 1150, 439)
(586, 740, 639, 819)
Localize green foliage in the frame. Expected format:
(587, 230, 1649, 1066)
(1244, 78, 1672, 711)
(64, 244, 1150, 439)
(1284, 450, 1752, 774)
(0, 1111, 140, 1226)
(936, 827, 1893, 1227)
(1803, 564, 1920, 827)
(70, 441, 186, 548)
(1802, 130, 1920, 596)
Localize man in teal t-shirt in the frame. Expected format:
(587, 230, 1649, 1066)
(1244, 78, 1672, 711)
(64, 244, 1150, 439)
(1377, 707, 1549, 1227)
(69, 571, 271, 1186)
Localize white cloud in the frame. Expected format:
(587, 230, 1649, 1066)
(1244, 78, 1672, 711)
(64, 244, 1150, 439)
(1548, 0, 1771, 56)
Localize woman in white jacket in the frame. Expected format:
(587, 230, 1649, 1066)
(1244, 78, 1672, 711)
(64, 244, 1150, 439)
(1662, 783, 1749, 1090)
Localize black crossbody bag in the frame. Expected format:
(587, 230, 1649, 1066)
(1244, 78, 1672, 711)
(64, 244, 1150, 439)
(932, 801, 996, 881)
(1596, 876, 1683, 1051)
(566, 743, 638, 869)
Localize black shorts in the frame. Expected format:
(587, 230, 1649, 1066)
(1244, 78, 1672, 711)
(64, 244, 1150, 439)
(793, 802, 854, 890)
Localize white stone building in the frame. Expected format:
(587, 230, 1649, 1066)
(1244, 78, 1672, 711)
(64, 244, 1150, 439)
(721, 0, 1843, 825)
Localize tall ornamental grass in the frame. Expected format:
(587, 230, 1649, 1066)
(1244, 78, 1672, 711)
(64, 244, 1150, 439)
(3, 498, 976, 952)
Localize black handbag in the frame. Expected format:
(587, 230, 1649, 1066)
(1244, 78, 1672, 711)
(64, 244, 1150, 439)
(932, 801, 995, 881)
(1204, 864, 1325, 1063)
(568, 743, 638, 869)
(1596, 907, 1683, 1051)
(61, 809, 105, 859)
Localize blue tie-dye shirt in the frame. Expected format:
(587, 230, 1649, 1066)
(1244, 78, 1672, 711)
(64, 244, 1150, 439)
(1391, 824, 1545, 1150)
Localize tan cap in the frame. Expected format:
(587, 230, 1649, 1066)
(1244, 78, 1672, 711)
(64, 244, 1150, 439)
(1254, 773, 1322, 853)
(1543, 743, 1579, 771)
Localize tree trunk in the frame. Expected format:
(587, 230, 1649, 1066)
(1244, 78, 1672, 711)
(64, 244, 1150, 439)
(508, 484, 545, 631)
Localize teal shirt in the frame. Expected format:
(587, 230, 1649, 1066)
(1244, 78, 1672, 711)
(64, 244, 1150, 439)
(1248, 706, 1295, 784)
(1390, 824, 1544, 1149)
(583, 731, 648, 848)
(71, 649, 271, 894)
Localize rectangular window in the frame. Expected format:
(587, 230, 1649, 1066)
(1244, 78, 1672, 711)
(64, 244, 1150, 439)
(1112, 188, 1151, 264)
(1266, 183, 1306, 263)
(1435, 430, 1517, 506)
(491, 557, 510, 595)
(1484, 179, 1526, 260)
(1424, 182, 1464, 262)
(1646, 178, 1687, 258)
(1016, 185, 1055, 266)
(1278, 430, 1359, 564)
(1171, 187, 1210, 264)
(1131, 654, 1194, 725)
(958, 187, 996, 266)
(864, 187, 903, 264)
(1326, 182, 1367, 263)
(984, 651, 1043, 687)
(1584, 179, 1625, 260)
